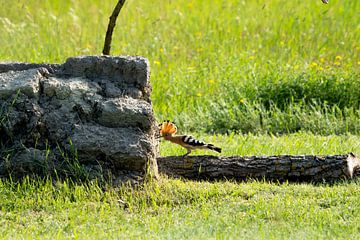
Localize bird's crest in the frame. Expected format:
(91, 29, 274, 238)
(159, 120, 177, 136)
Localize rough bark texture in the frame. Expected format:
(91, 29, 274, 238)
(157, 153, 360, 182)
(0, 56, 158, 183)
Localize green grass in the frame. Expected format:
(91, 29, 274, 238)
(0, 0, 359, 134)
(159, 132, 360, 157)
(0, 177, 359, 239)
(1, 1, 360, 239)
(0, 133, 360, 239)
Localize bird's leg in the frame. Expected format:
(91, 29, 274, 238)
(182, 148, 192, 159)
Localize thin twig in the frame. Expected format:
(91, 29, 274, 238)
(103, 0, 126, 55)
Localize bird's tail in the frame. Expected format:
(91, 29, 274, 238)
(207, 144, 222, 153)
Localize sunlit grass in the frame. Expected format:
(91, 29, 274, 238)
(1, 132, 360, 238)
(0, 133, 360, 239)
(0, 2, 360, 238)
(159, 132, 360, 157)
(1, 172, 360, 239)
(0, 0, 359, 134)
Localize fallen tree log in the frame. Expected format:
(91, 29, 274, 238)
(157, 153, 360, 182)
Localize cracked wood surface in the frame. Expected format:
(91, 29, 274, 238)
(157, 153, 360, 182)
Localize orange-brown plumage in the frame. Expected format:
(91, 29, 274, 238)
(159, 120, 177, 135)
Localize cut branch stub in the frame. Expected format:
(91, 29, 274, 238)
(157, 153, 360, 182)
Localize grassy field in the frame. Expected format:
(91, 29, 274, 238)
(160, 132, 360, 157)
(1, 134, 360, 239)
(1, 177, 360, 239)
(0, 134, 359, 239)
(1, 0, 360, 239)
(0, 0, 359, 134)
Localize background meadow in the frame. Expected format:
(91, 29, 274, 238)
(1, 0, 359, 134)
(1, 0, 360, 239)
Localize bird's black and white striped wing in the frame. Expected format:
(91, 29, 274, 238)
(181, 135, 207, 149)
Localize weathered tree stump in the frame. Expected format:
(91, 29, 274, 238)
(157, 153, 360, 182)
(0, 56, 158, 183)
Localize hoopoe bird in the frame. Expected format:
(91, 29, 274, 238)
(158, 120, 222, 157)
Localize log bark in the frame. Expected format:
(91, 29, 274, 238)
(157, 153, 360, 182)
